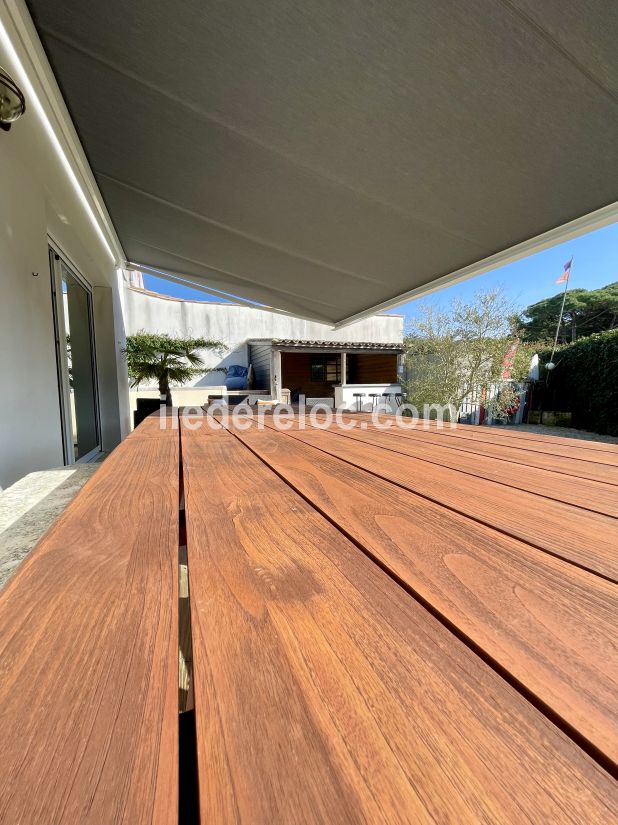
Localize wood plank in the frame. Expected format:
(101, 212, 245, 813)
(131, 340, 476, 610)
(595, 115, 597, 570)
(314, 419, 618, 517)
(0, 426, 179, 825)
(356, 416, 618, 482)
(181, 423, 618, 824)
(261, 420, 618, 581)
(346, 352, 398, 382)
(225, 422, 618, 767)
(416, 416, 618, 454)
(383, 424, 618, 479)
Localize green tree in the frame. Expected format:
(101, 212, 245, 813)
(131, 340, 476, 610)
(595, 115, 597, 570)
(535, 329, 618, 435)
(517, 282, 618, 343)
(405, 289, 537, 419)
(124, 332, 226, 406)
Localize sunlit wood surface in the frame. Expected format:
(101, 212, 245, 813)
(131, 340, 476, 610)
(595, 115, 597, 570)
(1, 410, 616, 823)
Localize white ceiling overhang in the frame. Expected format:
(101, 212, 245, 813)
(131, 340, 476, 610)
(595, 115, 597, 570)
(24, 0, 618, 325)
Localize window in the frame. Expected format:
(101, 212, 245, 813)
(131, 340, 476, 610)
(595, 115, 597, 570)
(310, 355, 341, 383)
(50, 248, 101, 463)
(310, 359, 325, 381)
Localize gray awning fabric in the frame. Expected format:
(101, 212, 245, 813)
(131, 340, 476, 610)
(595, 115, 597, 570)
(28, 0, 618, 325)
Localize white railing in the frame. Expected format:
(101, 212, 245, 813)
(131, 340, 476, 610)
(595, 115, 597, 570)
(458, 380, 529, 425)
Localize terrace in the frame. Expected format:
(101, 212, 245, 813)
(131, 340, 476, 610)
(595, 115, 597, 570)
(1, 407, 617, 822)
(1, 0, 617, 822)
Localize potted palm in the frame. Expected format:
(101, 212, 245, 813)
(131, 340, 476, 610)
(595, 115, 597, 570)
(124, 332, 226, 418)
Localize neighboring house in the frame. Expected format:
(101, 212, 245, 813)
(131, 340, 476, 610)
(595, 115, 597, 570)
(123, 284, 404, 408)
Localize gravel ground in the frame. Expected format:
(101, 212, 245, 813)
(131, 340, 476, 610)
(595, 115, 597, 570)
(493, 424, 618, 445)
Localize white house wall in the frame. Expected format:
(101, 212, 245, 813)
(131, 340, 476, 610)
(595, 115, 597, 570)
(0, 136, 64, 488)
(0, 7, 129, 488)
(123, 285, 404, 388)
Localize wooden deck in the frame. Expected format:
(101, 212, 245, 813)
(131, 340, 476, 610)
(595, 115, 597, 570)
(0, 411, 617, 823)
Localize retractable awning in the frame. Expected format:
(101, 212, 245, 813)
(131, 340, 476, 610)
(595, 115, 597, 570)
(27, 0, 618, 325)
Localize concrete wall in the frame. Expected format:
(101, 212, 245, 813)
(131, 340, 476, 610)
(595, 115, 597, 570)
(94, 283, 130, 449)
(123, 286, 404, 388)
(0, 141, 64, 487)
(0, 11, 129, 488)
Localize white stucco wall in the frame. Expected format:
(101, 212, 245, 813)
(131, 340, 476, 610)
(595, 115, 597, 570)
(0, 15, 129, 488)
(123, 286, 404, 387)
(0, 140, 63, 488)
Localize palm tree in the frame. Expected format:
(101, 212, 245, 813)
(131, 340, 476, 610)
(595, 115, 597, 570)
(124, 332, 226, 406)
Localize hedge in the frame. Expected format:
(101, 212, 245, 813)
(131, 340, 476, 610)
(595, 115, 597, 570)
(535, 329, 618, 435)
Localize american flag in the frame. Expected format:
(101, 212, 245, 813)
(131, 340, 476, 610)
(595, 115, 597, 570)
(556, 257, 572, 284)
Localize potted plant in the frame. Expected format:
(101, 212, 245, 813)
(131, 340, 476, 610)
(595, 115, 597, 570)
(124, 332, 226, 422)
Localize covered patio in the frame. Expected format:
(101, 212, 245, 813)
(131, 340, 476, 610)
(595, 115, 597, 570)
(249, 338, 404, 408)
(1, 0, 617, 821)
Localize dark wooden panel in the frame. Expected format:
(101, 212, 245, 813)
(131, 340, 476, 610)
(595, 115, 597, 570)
(181, 422, 617, 824)
(228, 423, 618, 767)
(281, 351, 339, 398)
(264, 421, 618, 580)
(347, 353, 397, 383)
(0, 426, 179, 825)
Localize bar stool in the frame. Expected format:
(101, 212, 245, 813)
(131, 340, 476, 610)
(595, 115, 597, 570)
(368, 393, 380, 411)
(352, 392, 365, 412)
(382, 392, 399, 412)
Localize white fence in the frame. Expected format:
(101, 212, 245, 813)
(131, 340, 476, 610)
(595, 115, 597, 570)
(458, 381, 529, 425)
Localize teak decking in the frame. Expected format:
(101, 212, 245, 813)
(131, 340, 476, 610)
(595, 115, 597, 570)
(0, 411, 617, 823)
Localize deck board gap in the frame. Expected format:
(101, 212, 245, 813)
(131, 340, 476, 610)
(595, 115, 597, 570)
(259, 423, 618, 585)
(220, 422, 618, 777)
(323, 425, 618, 516)
(178, 422, 201, 823)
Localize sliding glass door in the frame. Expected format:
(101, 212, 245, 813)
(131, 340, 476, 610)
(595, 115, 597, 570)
(50, 249, 101, 462)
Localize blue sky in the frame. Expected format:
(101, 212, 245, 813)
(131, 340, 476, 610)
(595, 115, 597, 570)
(142, 274, 230, 303)
(142, 221, 618, 322)
(390, 222, 618, 324)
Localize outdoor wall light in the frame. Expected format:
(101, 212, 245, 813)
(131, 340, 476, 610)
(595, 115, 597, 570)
(0, 65, 26, 131)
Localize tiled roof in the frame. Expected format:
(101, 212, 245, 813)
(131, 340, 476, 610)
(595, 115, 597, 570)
(256, 339, 404, 351)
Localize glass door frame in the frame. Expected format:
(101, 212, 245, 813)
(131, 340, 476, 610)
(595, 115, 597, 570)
(49, 242, 102, 464)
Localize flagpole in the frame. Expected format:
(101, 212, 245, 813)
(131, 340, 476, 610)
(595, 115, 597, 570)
(549, 258, 572, 364)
